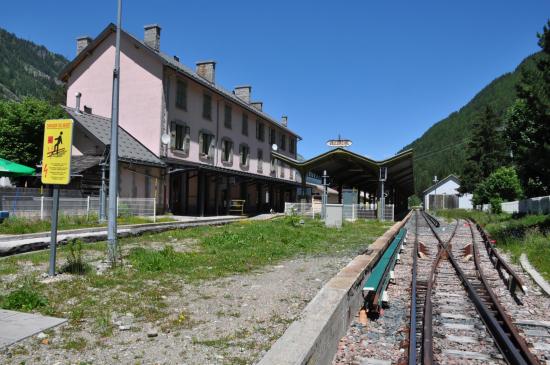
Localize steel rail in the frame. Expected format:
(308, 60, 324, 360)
(408, 210, 418, 365)
(471, 218, 526, 297)
(466, 220, 540, 365)
(419, 211, 459, 365)
(422, 211, 440, 228)
(420, 212, 538, 365)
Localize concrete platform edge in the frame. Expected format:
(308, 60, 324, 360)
(0, 216, 245, 256)
(520, 253, 550, 296)
(257, 212, 412, 365)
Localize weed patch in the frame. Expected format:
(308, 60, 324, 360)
(0, 278, 47, 311)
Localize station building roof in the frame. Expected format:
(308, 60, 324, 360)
(272, 148, 414, 197)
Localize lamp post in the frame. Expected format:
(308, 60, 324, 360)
(379, 167, 387, 220)
(321, 170, 329, 219)
(107, 0, 122, 266)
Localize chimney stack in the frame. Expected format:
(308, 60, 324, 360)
(144, 24, 161, 51)
(251, 101, 263, 111)
(76, 36, 91, 55)
(281, 116, 288, 127)
(75, 92, 82, 113)
(196, 61, 216, 83)
(234, 86, 251, 103)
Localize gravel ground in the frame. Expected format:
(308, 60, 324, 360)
(1, 253, 356, 365)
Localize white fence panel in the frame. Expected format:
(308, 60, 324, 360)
(2, 196, 156, 221)
(284, 202, 393, 221)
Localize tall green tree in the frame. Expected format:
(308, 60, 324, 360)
(506, 20, 550, 197)
(0, 98, 65, 167)
(459, 105, 508, 193)
(473, 166, 523, 206)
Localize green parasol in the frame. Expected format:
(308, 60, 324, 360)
(0, 157, 35, 177)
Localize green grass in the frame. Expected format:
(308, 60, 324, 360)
(0, 277, 48, 311)
(0, 217, 391, 343)
(127, 218, 391, 281)
(0, 214, 174, 235)
(436, 209, 550, 281)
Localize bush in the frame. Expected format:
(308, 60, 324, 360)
(60, 239, 90, 275)
(473, 166, 523, 205)
(490, 197, 503, 214)
(0, 278, 47, 311)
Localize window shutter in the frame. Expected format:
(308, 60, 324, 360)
(229, 142, 234, 163)
(184, 126, 190, 154)
(199, 132, 204, 155)
(222, 140, 227, 162)
(170, 121, 176, 148)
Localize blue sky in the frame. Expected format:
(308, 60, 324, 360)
(1, 0, 549, 159)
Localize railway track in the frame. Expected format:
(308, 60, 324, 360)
(409, 210, 541, 365)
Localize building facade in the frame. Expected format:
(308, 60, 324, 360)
(423, 175, 473, 210)
(59, 23, 301, 215)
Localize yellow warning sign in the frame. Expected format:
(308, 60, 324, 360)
(41, 119, 74, 185)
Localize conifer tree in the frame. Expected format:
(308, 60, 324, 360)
(506, 20, 550, 197)
(459, 106, 508, 193)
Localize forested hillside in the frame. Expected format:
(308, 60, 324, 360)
(0, 27, 68, 102)
(401, 53, 541, 196)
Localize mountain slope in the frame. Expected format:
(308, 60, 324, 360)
(401, 52, 540, 196)
(0, 27, 68, 101)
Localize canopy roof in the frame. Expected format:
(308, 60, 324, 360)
(273, 148, 414, 197)
(0, 158, 35, 177)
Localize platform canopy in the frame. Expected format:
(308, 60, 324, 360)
(272, 148, 414, 198)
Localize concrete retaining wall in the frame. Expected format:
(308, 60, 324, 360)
(258, 211, 412, 365)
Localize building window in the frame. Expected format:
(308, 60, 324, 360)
(170, 121, 190, 155)
(176, 80, 187, 110)
(256, 120, 265, 142)
(280, 162, 285, 178)
(199, 130, 215, 159)
(280, 134, 286, 151)
(257, 149, 263, 172)
(202, 93, 212, 120)
(269, 128, 276, 145)
(242, 113, 248, 136)
(221, 138, 233, 164)
(224, 104, 232, 129)
(289, 137, 296, 154)
(239, 144, 250, 168)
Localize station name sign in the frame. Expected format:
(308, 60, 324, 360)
(326, 138, 352, 147)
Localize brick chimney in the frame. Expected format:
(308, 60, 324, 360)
(251, 101, 263, 111)
(144, 24, 161, 51)
(281, 116, 288, 127)
(234, 86, 251, 103)
(76, 36, 92, 55)
(196, 61, 216, 83)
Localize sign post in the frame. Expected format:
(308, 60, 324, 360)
(42, 119, 74, 277)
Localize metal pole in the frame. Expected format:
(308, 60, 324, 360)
(322, 170, 328, 220)
(48, 185, 60, 277)
(107, 0, 122, 266)
(380, 180, 385, 221)
(99, 162, 106, 222)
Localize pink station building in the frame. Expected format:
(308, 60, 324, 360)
(59, 23, 302, 216)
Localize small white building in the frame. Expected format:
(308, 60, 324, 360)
(423, 175, 473, 210)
